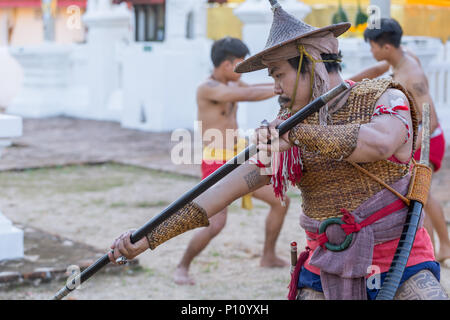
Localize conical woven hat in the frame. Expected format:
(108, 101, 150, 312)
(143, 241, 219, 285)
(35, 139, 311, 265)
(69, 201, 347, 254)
(235, 0, 350, 73)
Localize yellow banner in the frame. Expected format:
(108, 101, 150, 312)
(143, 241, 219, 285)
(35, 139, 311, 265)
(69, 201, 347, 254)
(208, 1, 450, 43)
(405, 0, 450, 6)
(227, 0, 450, 7)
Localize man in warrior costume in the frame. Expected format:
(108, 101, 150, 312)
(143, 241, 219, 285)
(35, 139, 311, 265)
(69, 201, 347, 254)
(109, 1, 449, 299)
(174, 37, 290, 286)
(350, 18, 450, 266)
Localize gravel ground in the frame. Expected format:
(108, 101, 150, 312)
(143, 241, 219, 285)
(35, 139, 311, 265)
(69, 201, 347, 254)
(0, 164, 301, 300)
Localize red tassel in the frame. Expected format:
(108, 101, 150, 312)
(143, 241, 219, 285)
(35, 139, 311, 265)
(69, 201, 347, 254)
(272, 147, 303, 201)
(289, 146, 303, 184)
(287, 247, 311, 300)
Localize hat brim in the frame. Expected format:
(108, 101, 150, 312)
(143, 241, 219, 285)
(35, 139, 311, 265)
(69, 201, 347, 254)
(235, 22, 351, 74)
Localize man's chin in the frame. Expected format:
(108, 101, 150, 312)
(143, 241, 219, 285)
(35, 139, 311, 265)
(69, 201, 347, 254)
(278, 99, 291, 107)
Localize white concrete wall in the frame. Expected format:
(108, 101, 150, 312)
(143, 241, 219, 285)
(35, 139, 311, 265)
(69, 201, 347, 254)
(64, 44, 91, 118)
(426, 45, 450, 145)
(120, 39, 211, 132)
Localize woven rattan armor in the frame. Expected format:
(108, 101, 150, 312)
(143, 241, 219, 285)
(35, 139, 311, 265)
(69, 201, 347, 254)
(286, 78, 419, 221)
(146, 202, 209, 250)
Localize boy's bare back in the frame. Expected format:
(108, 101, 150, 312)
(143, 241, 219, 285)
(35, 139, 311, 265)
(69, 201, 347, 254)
(393, 49, 438, 128)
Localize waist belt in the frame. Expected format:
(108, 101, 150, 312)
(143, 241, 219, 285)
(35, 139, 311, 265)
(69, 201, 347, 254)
(307, 199, 407, 252)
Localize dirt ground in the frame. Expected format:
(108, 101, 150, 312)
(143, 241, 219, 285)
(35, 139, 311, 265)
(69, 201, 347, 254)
(0, 164, 303, 299)
(0, 163, 449, 300)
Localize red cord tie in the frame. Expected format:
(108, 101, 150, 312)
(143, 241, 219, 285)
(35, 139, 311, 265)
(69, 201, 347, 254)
(317, 233, 329, 249)
(317, 209, 360, 251)
(341, 209, 362, 235)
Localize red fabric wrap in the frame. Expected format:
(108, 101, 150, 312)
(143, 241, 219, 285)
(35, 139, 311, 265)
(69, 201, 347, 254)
(201, 160, 226, 179)
(373, 104, 411, 143)
(413, 126, 446, 172)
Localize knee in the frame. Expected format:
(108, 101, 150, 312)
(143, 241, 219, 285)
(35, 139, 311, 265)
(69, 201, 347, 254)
(208, 216, 227, 237)
(271, 196, 290, 214)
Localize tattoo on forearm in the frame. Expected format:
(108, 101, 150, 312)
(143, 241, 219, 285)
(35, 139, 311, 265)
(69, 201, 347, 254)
(243, 169, 262, 190)
(394, 270, 449, 300)
(412, 82, 428, 97)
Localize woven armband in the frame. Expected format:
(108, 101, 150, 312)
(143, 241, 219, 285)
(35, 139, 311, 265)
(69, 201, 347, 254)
(406, 163, 432, 206)
(145, 202, 209, 250)
(288, 123, 360, 160)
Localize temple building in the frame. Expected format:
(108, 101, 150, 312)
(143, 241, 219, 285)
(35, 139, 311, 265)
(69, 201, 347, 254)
(0, 0, 86, 45)
(1, 0, 449, 47)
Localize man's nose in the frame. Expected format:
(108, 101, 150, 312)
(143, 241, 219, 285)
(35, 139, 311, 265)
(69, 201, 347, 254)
(274, 84, 282, 95)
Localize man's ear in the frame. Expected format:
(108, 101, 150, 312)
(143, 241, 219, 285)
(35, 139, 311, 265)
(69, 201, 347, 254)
(223, 59, 233, 71)
(383, 43, 393, 52)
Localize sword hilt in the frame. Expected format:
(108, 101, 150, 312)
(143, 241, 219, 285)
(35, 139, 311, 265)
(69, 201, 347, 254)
(419, 103, 431, 166)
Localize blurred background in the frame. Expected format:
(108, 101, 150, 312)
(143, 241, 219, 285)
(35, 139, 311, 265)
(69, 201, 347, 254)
(0, 0, 448, 135)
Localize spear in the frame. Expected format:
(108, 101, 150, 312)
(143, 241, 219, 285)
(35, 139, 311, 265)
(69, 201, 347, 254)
(50, 81, 351, 300)
(376, 103, 432, 300)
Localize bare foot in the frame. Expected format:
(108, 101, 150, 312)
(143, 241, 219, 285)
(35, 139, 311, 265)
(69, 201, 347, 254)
(260, 255, 289, 268)
(173, 266, 195, 285)
(436, 244, 450, 267)
(440, 259, 450, 269)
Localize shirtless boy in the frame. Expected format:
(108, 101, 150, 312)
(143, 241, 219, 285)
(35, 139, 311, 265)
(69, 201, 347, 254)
(350, 18, 450, 264)
(173, 37, 290, 285)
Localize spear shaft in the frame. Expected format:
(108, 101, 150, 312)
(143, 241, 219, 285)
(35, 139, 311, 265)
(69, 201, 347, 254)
(51, 81, 351, 300)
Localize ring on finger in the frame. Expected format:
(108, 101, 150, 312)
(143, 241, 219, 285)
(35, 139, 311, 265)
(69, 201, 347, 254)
(115, 256, 128, 265)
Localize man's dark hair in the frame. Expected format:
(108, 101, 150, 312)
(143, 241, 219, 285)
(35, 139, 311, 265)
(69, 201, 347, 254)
(287, 51, 343, 74)
(211, 37, 250, 68)
(363, 18, 403, 48)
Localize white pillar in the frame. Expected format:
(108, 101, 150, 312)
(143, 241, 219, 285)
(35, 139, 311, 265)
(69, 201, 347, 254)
(164, 0, 199, 44)
(82, 0, 132, 121)
(193, 0, 208, 39)
(0, 12, 8, 46)
(165, 0, 190, 40)
(42, 0, 56, 42)
(0, 114, 23, 261)
(234, 0, 311, 132)
(370, 0, 391, 19)
(0, 48, 23, 111)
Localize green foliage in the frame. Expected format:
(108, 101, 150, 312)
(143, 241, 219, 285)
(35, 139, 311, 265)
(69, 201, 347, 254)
(332, 0, 349, 24)
(355, 0, 369, 26)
